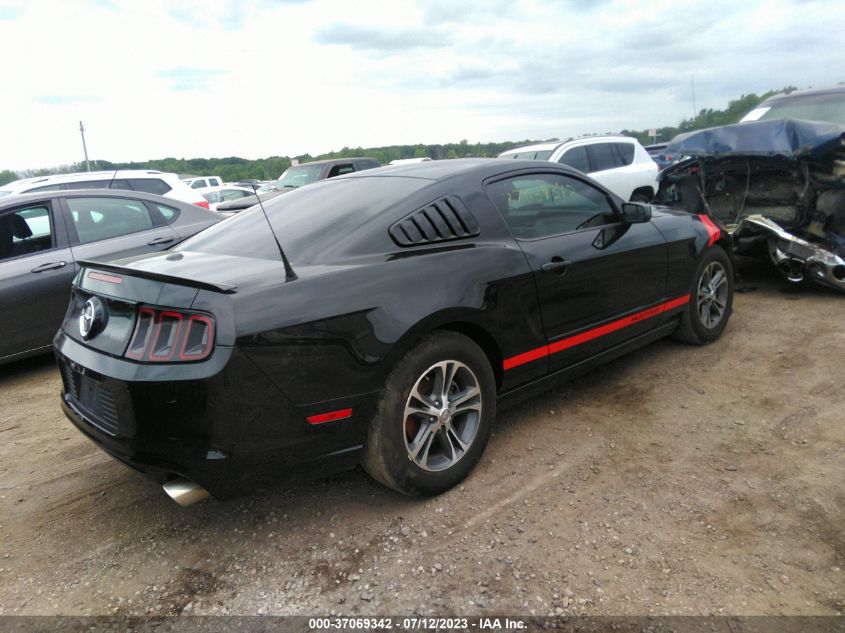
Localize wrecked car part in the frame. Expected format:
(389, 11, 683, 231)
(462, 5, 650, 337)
(657, 118, 845, 293)
(733, 215, 845, 291)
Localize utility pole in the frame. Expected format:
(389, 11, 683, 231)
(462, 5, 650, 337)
(691, 74, 697, 122)
(79, 121, 91, 171)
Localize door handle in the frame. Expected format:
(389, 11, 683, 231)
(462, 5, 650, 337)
(147, 236, 175, 246)
(541, 257, 571, 275)
(31, 261, 68, 273)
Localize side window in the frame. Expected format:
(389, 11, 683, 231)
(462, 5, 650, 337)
(191, 180, 206, 189)
(0, 205, 53, 260)
(558, 146, 590, 173)
(486, 173, 616, 239)
(154, 204, 179, 224)
(128, 178, 172, 196)
(615, 142, 635, 166)
(209, 178, 221, 187)
(586, 143, 617, 172)
(66, 197, 155, 244)
(327, 164, 354, 178)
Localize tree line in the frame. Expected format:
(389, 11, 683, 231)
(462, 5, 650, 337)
(0, 87, 799, 187)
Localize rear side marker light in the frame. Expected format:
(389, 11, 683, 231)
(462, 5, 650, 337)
(194, 200, 210, 209)
(125, 307, 214, 362)
(306, 408, 353, 425)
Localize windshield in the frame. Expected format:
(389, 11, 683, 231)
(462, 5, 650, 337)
(743, 92, 845, 125)
(275, 164, 324, 189)
(501, 150, 553, 160)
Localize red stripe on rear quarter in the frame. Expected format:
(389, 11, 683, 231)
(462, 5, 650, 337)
(503, 295, 691, 370)
(306, 408, 353, 425)
(698, 214, 721, 247)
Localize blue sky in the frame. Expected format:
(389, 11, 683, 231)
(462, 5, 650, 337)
(0, 0, 843, 170)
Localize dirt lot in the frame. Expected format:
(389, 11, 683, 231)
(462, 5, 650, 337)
(0, 260, 842, 617)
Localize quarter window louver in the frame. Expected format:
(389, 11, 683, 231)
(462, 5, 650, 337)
(389, 196, 480, 247)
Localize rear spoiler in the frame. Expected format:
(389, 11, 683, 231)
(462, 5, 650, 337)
(77, 259, 238, 294)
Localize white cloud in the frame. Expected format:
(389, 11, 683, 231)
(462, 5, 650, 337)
(0, 0, 843, 170)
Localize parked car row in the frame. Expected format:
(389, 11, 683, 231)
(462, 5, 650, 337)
(0, 189, 221, 363)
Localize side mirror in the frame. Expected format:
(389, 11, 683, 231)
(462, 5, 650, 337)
(621, 202, 652, 224)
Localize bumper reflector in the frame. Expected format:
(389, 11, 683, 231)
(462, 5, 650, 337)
(306, 408, 353, 425)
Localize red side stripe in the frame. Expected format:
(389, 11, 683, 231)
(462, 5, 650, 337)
(306, 408, 353, 425)
(503, 295, 690, 371)
(698, 214, 721, 247)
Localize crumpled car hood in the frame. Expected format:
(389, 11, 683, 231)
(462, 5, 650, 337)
(666, 118, 845, 160)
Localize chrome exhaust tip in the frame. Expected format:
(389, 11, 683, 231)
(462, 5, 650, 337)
(163, 477, 210, 506)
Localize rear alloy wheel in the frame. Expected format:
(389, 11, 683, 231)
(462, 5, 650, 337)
(362, 332, 495, 496)
(403, 360, 482, 472)
(674, 245, 734, 344)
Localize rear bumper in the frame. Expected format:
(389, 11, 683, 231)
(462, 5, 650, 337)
(54, 333, 375, 499)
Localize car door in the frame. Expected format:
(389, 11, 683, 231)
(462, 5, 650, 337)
(485, 171, 667, 373)
(0, 199, 76, 360)
(59, 195, 181, 263)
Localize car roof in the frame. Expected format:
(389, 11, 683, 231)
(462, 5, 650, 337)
(501, 135, 636, 155)
(341, 157, 585, 182)
(0, 188, 198, 211)
(2, 170, 177, 192)
(292, 157, 379, 168)
(761, 85, 845, 104)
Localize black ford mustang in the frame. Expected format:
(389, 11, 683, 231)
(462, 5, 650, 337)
(54, 159, 733, 505)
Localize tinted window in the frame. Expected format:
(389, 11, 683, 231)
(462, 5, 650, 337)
(177, 177, 429, 263)
(191, 180, 205, 189)
(28, 179, 121, 193)
(327, 164, 355, 178)
(587, 143, 618, 172)
(486, 173, 616, 239)
(0, 205, 53, 260)
(66, 197, 154, 244)
(615, 142, 635, 166)
(209, 178, 221, 186)
(558, 146, 590, 172)
(129, 178, 172, 196)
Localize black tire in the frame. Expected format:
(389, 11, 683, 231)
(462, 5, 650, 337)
(673, 245, 734, 344)
(361, 331, 496, 496)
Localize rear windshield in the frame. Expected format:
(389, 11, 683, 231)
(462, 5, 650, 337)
(177, 176, 429, 263)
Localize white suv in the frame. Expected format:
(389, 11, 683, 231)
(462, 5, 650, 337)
(0, 170, 211, 208)
(499, 136, 659, 202)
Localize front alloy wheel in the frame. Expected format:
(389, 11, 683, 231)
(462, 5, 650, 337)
(696, 261, 729, 329)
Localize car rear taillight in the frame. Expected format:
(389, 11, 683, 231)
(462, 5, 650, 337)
(194, 200, 210, 209)
(125, 307, 215, 362)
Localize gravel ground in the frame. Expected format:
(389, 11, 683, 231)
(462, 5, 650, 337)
(0, 260, 842, 617)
